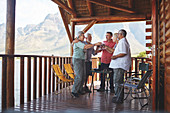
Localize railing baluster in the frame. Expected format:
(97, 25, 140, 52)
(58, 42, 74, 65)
(59, 57, 62, 89)
(135, 58, 138, 78)
(39, 57, 42, 97)
(65, 57, 68, 87)
(52, 57, 55, 92)
(56, 57, 59, 91)
(48, 57, 51, 94)
(27, 57, 31, 101)
(44, 57, 47, 95)
(2, 56, 7, 110)
(33, 57, 37, 99)
(63, 57, 65, 88)
(20, 57, 24, 104)
(141, 58, 144, 76)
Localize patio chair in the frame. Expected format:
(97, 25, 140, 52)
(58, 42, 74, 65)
(126, 63, 150, 93)
(64, 64, 75, 79)
(52, 64, 73, 95)
(127, 63, 149, 81)
(118, 69, 152, 108)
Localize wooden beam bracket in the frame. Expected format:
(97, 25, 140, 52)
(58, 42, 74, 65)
(83, 20, 97, 33)
(59, 7, 73, 43)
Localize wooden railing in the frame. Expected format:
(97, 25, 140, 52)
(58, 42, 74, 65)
(0, 54, 72, 110)
(89, 57, 152, 82)
(0, 54, 151, 111)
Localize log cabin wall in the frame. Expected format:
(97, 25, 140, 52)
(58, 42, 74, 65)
(159, 0, 170, 111)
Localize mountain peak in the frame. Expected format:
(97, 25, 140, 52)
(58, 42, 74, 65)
(44, 13, 60, 22)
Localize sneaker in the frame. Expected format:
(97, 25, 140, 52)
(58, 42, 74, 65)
(97, 88, 105, 92)
(71, 92, 79, 98)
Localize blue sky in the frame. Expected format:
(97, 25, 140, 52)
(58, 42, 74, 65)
(0, 0, 59, 28)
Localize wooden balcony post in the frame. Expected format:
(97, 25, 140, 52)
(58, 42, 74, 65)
(70, 22, 75, 56)
(152, 0, 158, 110)
(5, 0, 16, 109)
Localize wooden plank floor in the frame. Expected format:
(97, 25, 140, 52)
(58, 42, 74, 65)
(9, 85, 152, 113)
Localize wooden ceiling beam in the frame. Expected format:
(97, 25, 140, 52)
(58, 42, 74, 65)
(76, 19, 147, 25)
(83, 20, 97, 33)
(52, 0, 76, 15)
(89, 0, 136, 13)
(67, 0, 77, 17)
(87, 0, 94, 16)
(71, 15, 146, 22)
(59, 7, 73, 43)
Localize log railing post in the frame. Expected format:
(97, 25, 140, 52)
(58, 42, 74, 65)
(5, 0, 16, 109)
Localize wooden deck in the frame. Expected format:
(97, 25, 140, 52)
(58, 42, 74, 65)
(7, 85, 152, 113)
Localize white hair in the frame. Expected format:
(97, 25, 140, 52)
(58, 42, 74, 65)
(77, 31, 84, 38)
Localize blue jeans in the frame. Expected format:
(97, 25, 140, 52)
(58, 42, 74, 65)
(99, 63, 114, 89)
(72, 58, 85, 93)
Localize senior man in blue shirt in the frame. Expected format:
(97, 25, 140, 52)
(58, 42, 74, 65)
(72, 31, 101, 98)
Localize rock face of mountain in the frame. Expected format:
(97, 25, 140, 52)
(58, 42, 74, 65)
(15, 13, 70, 56)
(0, 13, 146, 56)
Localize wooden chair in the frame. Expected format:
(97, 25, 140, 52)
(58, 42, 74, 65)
(52, 64, 73, 95)
(63, 64, 75, 79)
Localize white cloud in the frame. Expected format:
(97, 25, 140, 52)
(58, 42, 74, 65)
(0, 0, 59, 27)
(0, 0, 7, 24)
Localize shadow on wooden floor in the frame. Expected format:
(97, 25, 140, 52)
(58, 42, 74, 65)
(5, 85, 152, 113)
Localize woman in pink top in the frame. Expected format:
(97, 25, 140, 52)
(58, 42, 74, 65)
(96, 32, 116, 92)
